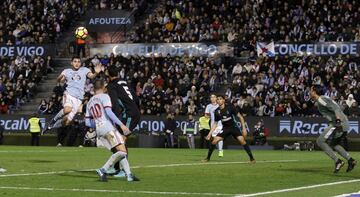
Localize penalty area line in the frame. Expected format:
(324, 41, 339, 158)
(0, 160, 298, 178)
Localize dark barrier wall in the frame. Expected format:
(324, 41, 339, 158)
(1, 115, 359, 138)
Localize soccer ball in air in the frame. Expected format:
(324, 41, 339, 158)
(75, 27, 88, 40)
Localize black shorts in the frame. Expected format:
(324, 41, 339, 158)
(330, 131, 347, 147)
(217, 127, 242, 139)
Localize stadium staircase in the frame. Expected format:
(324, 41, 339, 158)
(14, 58, 70, 115)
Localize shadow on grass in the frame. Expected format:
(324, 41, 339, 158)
(57, 170, 129, 182)
(26, 160, 57, 163)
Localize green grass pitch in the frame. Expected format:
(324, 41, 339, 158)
(0, 146, 359, 197)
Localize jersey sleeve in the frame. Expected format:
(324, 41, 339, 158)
(318, 96, 342, 118)
(205, 105, 210, 115)
(83, 67, 92, 77)
(214, 108, 221, 122)
(102, 94, 112, 109)
(60, 69, 68, 78)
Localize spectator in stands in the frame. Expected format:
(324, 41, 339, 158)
(0, 0, 84, 44)
(348, 102, 360, 118)
(253, 120, 267, 146)
(37, 99, 48, 114)
(0, 101, 8, 114)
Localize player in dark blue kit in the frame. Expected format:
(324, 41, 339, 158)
(203, 95, 255, 163)
(107, 66, 140, 136)
(106, 65, 141, 177)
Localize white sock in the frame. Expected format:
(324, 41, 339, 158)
(52, 119, 63, 129)
(218, 140, 223, 151)
(102, 151, 127, 171)
(53, 109, 64, 122)
(119, 155, 132, 176)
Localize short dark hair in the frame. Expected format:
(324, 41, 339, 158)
(108, 65, 119, 77)
(94, 79, 105, 90)
(71, 56, 81, 61)
(312, 85, 324, 95)
(217, 94, 225, 99)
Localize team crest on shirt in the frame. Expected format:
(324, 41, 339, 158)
(71, 73, 81, 81)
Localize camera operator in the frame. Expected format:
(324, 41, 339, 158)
(253, 120, 267, 145)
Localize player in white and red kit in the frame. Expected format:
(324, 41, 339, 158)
(205, 94, 224, 157)
(42, 56, 102, 134)
(85, 80, 139, 182)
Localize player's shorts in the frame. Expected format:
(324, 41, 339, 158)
(98, 130, 125, 151)
(322, 125, 348, 147)
(212, 125, 223, 137)
(63, 93, 82, 121)
(217, 127, 242, 139)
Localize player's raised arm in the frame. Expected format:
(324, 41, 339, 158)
(87, 62, 102, 79)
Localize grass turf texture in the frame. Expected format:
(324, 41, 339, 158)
(0, 146, 359, 197)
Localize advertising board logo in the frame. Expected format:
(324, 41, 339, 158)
(349, 121, 359, 134)
(279, 119, 359, 135)
(279, 120, 291, 133)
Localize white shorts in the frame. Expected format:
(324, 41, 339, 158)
(63, 93, 82, 121)
(212, 125, 223, 137)
(98, 130, 124, 150)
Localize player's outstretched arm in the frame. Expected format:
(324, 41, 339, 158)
(104, 108, 130, 134)
(87, 63, 102, 79)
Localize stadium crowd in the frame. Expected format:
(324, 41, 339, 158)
(0, 55, 54, 114)
(2, 0, 360, 118)
(0, 0, 85, 44)
(229, 55, 360, 117)
(89, 0, 146, 11)
(129, 0, 360, 44)
(35, 53, 359, 118)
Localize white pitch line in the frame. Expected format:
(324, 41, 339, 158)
(237, 179, 360, 197)
(0, 160, 298, 178)
(0, 186, 236, 196)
